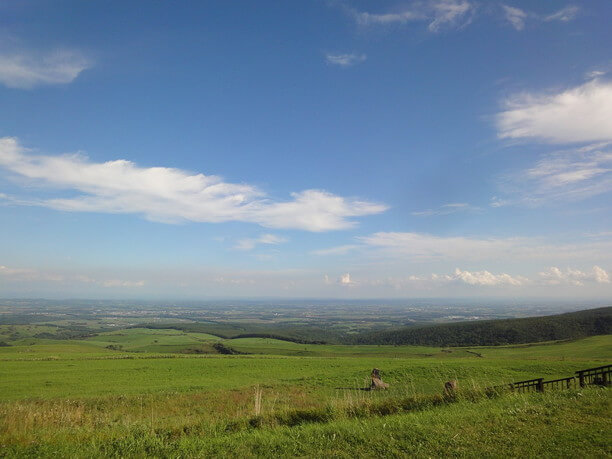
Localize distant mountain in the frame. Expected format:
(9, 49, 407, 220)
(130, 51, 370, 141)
(347, 307, 612, 346)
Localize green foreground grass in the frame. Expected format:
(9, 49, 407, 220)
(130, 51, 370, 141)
(2, 389, 609, 458)
(0, 329, 610, 457)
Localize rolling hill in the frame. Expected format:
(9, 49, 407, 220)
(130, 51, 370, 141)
(348, 306, 612, 346)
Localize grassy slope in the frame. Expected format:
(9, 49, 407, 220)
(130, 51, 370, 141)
(0, 329, 610, 457)
(3, 389, 610, 458)
(0, 335, 609, 401)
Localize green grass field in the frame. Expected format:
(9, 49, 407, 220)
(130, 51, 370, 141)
(0, 326, 610, 457)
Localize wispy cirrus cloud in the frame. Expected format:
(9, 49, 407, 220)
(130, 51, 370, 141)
(0, 49, 91, 89)
(0, 137, 387, 231)
(352, 7, 424, 26)
(234, 234, 287, 251)
(0, 264, 145, 287)
(411, 202, 478, 216)
(544, 6, 579, 23)
(496, 78, 612, 144)
(501, 4, 578, 31)
(312, 244, 360, 256)
(428, 0, 473, 32)
(494, 143, 612, 206)
(348, 0, 473, 32)
(325, 52, 366, 67)
(502, 5, 527, 31)
(315, 231, 612, 265)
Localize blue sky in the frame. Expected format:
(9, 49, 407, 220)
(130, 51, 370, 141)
(0, 0, 611, 299)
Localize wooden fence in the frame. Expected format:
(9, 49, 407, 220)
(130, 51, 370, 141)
(489, 364, 610, 394)
(576, 364, 610, 388)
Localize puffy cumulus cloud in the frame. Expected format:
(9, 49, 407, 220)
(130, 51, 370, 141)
(538, 266, 610, 286)
(502, 5, 527, 30)
(593, 266, 611, 283)
(349, 0, 473, 32)
(0, 137, 387, 232)
(325, 53, 366, 67)
(331, 269, 524, 290)
(452, 268, 525, 286)
(324, 273, 356, 286)
(234, 234, 287, 251)
(0, 49, 91, 89)
(496, 79, 612, 144)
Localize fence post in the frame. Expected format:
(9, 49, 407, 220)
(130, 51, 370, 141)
(537, 378, 544, 393)
(577, 371, 585, 388)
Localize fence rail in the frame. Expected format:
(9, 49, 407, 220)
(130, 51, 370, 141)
(487, 364, 610, 394)
(576, 364, 611, 388)
(542, 376, 577, 391)
(510, 378, 544, 393)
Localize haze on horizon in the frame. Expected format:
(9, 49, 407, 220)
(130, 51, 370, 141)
(0, 1, 611, 300)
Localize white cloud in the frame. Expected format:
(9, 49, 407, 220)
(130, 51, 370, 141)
(593, 266, 610, 283)
(524, 145, 612, 198)
(544, 6, 579, 23)
(411, 202, 477, 216)
(539, 266, 610, 286)
(349, 0, 473, 32)
(357, 231, 522, 261)
(0, 264, 145, 287)
(586, 70, 606, 79)
(0, 265, 35, 276)
(325, 53, 366, 67)
(312, 245, 359, 256)
(323, 273, 356, 286)
(452, 268, 525, 286)
(352, 8, 423, 26)
(495, 143, 612, 205)
(502, 5, 527, 31)
(344, 231, 612, 264)
(234, 233, 287, 250)
(428, 0, 473, 32)
(0, 49, 91, 89)
(0, 137, 387, 232)
(496, 79, 612, 144)
(339, 273, 355, 286)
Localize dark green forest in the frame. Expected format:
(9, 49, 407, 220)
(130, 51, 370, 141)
(348, 307, 612, 346)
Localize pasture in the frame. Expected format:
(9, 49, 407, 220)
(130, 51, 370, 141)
(0, 325, 610, 457)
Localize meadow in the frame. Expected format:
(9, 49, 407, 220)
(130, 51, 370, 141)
(0, 322, 610, 457)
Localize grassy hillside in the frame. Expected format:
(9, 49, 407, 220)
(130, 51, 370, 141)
(2, 388, 609, 457)
(0, 321, 609, 457)
(349, 306, 612, 346)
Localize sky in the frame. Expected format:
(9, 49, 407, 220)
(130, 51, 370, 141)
(0, 0, 611, 300)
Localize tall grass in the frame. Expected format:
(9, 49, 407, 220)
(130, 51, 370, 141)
(2, 388, 609, 458)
